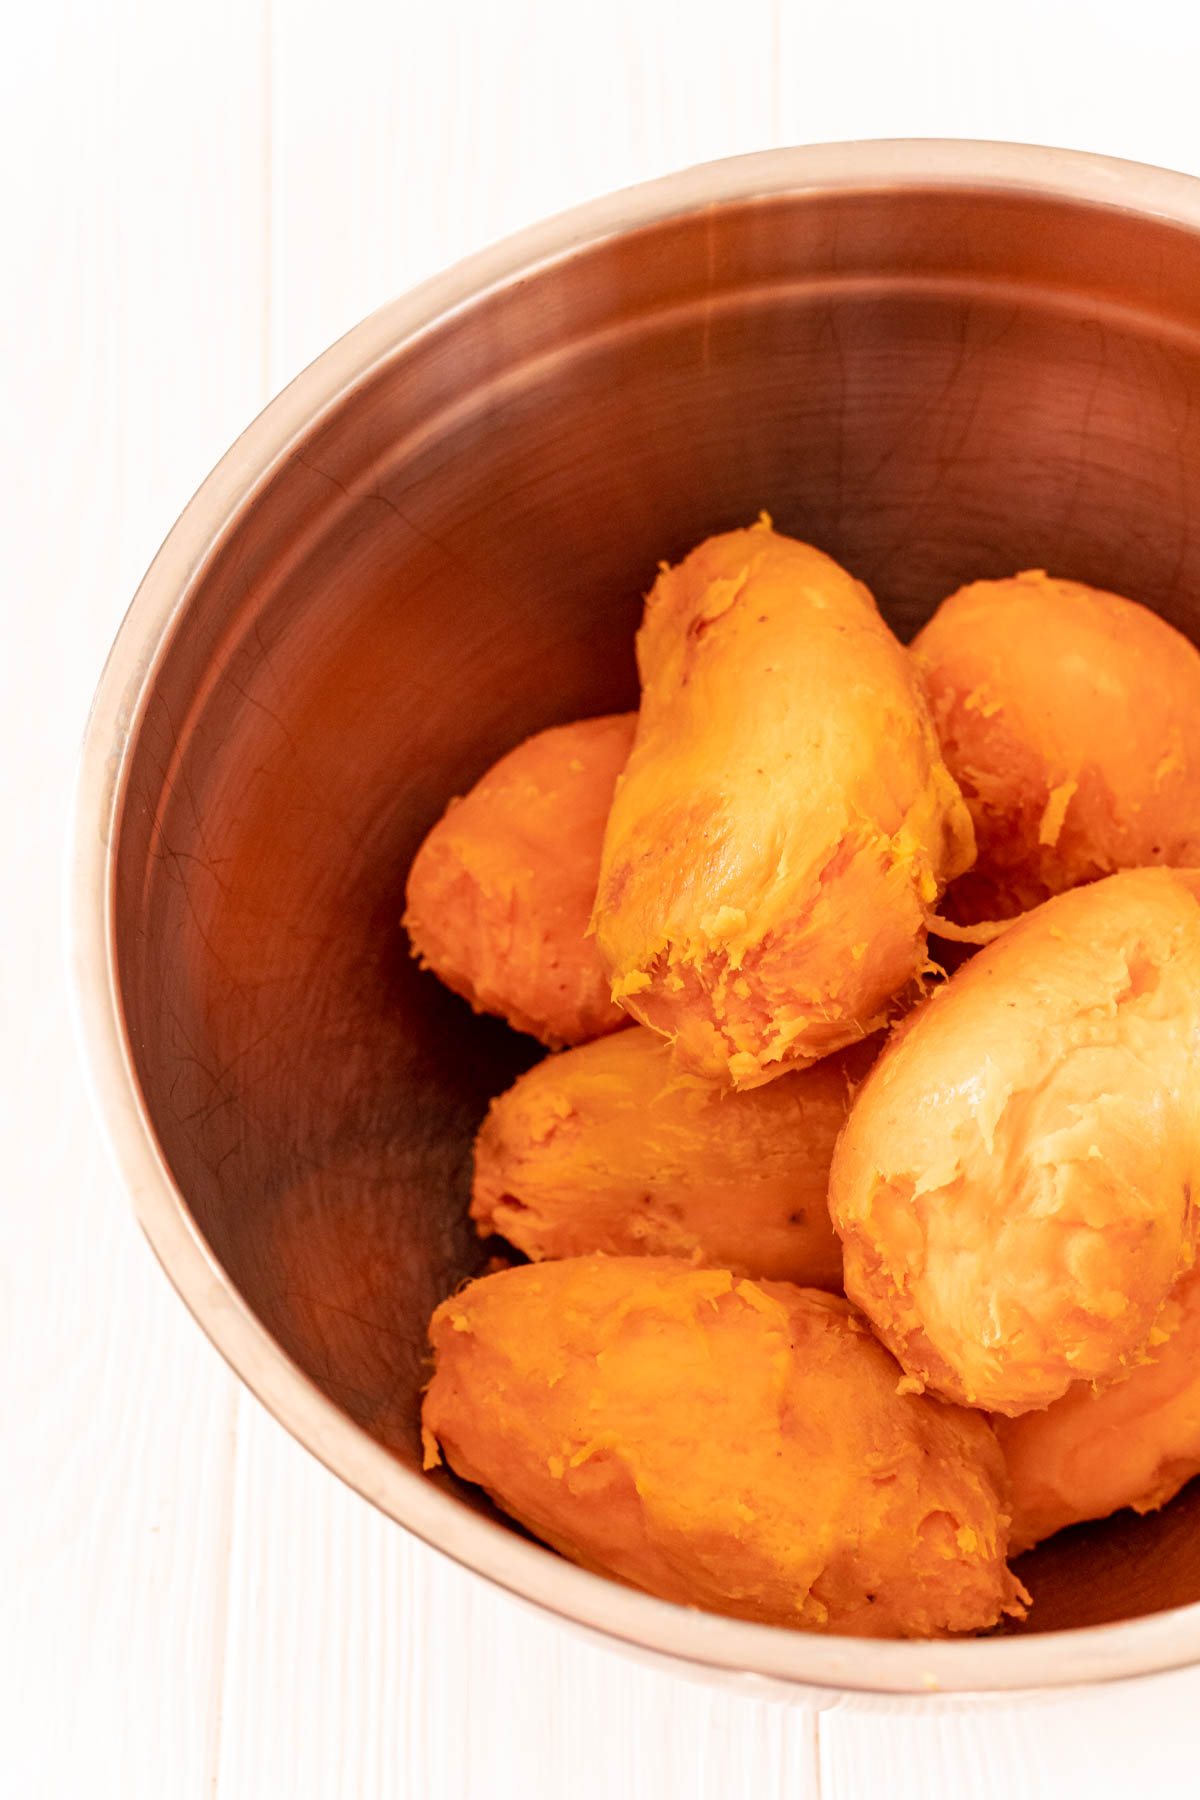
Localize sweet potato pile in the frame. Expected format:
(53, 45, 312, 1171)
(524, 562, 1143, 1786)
(406, 519, 1200, 1639)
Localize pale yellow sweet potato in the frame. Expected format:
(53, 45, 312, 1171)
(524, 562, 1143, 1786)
(471, 1025, 879, 1286)
(997, 1266, 1200, 1552)
(592, 522, 974, 1087)
(422, 1256, 1025, 1637)
(828, 868, 1200, 1416)
(913, 571, 1200, 922)
(404, 713, 635, 1046)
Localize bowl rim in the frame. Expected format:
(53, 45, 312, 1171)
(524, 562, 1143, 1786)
(68, 137, 1200, 1696)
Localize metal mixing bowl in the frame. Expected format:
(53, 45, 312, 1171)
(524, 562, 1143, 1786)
(71, 141, 1200, 1695)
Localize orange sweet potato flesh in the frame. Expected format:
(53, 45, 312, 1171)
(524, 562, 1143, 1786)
(829, 868, 1200, 1416)
(592, 522, 975, 1088)
(422, 1256, 1025, 1637)
(471, 1025, 879, 1286)
(997, 1266, 1200, 1553)
(403, 713, 636, 1046)
(912, 571, 1200, 922)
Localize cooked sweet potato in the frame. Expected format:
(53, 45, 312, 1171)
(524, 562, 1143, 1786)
(828, 868, 1200, 1416)
(592, 522, 974, 1087)
(997, 1266, 1200, 1552)
(404, 713, 636, 1046)
(422, 1256, 1025, 1637)
(913, 571, 1200, 921)
(472, 1025, 878, 1286)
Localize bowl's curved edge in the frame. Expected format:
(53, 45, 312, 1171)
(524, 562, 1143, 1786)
(66, 138, 1200, 1697)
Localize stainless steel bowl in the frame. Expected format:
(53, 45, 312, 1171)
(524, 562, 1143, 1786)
(71, 141, 1200, 1695)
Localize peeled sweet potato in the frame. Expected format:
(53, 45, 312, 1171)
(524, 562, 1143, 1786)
(422, 1256, 1025, 1637)
(403, 713, 636, 1046)
(997, 1266, 1200, 1553)
(592, 522, 974, 1087)
(828, 868, 1200, 1416)
(471, 1024, 877, 1286)
(913, 571, 1200, 921)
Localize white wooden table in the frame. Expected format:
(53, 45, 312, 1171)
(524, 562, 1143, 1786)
(8, 3, 1200, 1792)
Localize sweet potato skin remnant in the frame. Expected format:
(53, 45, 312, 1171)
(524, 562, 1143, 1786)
(912, 571, 1200, 921)
(592, 524, 975, 1087)
(422, 1256, 1025, 1638)
(472, 1025, 875, 1286)
(829, 869, 1200, 1416)
(997, 1266, 1200, 1552)
(404, 713, 636, 1046)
